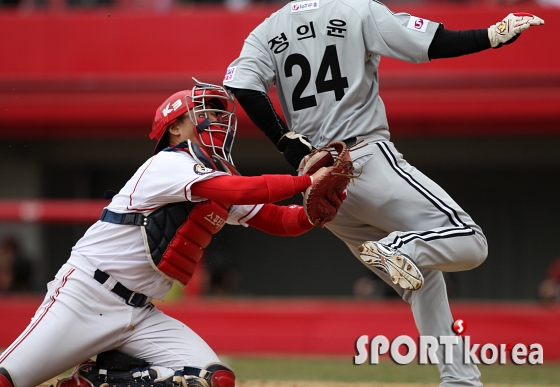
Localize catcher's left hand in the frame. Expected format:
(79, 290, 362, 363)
(300, 141, 355, 227)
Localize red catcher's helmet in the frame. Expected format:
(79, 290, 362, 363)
(150, 82, 237, 164)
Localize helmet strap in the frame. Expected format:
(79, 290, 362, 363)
(195, 118, 211, 133)
(223, 133, 233, 154)
(187, 140, 217, 170)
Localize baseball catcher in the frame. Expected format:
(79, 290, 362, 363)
(0, 81, 349, 387)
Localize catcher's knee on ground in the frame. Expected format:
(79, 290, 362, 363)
(0, 368, 15, 387)
(56, 351, 235, 387)
(179, 363, 235, 387)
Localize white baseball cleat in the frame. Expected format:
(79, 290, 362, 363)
(358, 241, 424, 290)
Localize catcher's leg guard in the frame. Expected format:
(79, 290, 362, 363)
(180, 363, 235, 387)
(56, 351, 174, 387)
(0, 368, 14, 387)
(56, 360, 97, 387)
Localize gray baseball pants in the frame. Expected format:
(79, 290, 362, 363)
(326, 140, 488, 387)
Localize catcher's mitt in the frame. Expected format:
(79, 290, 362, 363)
(301, 141, 354, 227)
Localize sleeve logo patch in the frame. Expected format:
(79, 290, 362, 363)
(194, 164, 214, 175)
(291, 0, 319, 13)
(224, 66, 237, 82)
(407, 16, 429, 33)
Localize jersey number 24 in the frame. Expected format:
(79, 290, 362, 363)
(284, 45, 349, 111)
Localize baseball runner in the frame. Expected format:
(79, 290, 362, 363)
(222, 2, 544, 386)
(0, 82, 346, 387)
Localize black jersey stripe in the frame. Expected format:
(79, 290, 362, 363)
(370, 0, 396, 15)
(387, 226, 476, 250)
(376, 142, 466, 228)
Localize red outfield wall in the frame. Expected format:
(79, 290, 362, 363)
(1, 297, 559, 361)
(0, 4, 559, 139)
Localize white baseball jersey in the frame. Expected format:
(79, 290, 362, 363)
(70, 150, 262, 300)
(224, 0, 438, 147)
(0, 149, 263, 387)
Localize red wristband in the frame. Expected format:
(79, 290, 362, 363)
(262, 174, 311, 203)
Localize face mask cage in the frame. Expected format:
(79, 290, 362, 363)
(186, 81, 238, 165)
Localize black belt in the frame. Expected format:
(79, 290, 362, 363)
(343, 137, 357, 147)
(100, 209, 147, 226)
(94, 269, 149, 307)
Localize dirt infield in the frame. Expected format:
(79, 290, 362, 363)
(235, 382, 548, 387)
(236, 382, 436, 387)
(39, 378, 548, 387)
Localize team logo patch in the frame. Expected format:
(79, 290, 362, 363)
(407, 16, 429, 33)
(194, 164, 214, 175)
(224, 66, 237, 82)
(291, 0, 319, 13)
(497, 21, 507, 33)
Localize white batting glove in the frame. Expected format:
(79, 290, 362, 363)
(488, 13, 544, 48)
(277, 131, 313, 151)
(277, 131, 315, 170)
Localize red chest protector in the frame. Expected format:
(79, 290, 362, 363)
(143, 141, 239, 287)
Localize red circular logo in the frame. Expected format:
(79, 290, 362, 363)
(452, 319, 467, 335)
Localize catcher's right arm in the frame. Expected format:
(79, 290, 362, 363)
(300, 141, 355, 227)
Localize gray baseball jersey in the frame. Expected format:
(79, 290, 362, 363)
(225, 2, 489, 386)
(224, 0, 439, 147)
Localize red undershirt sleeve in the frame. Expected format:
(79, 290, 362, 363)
(246, 203, 313, 236)
(191, 174, 311, 205)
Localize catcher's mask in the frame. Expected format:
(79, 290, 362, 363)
(150, 80, 237, 164)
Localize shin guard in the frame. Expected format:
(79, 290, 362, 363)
(0, 368, 14, 387)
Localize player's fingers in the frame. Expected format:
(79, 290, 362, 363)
(517, 18, 543, 34)
(511, 12, 543, 22)
(528, 17, 545, 25)
(514, 13, 544, 26)
(517, 24, 531, 33)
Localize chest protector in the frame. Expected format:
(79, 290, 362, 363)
(142, 141, 239, 287)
